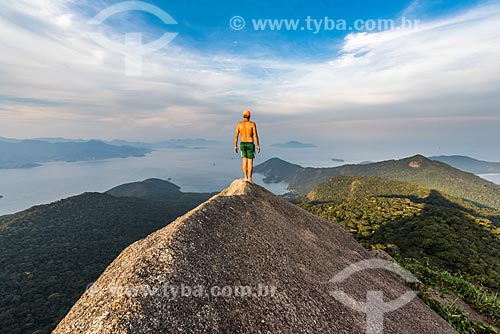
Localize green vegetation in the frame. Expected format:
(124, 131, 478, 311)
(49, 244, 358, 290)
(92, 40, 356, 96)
(0, 187, 210, 334)
(255, 155, 500, 209)
(298, 176, 500, 289)
(402, 257, 499, 333)
(298, 175, 500, 332)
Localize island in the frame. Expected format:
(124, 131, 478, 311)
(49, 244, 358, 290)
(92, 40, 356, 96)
(271, 141, 315, 148)
(0, 139, 151, 169)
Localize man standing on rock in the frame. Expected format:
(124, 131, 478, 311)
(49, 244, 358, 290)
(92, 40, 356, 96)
(234, 109, 261, 183)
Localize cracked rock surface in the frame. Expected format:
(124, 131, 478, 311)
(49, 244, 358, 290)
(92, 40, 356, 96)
(54, 179, 456, 334)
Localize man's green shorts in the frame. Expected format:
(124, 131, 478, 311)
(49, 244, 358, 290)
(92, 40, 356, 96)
(240, 142, 255, 159)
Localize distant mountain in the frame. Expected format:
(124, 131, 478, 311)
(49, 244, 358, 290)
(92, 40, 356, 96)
(1, 137, 222, 150)
(430, 155, 500, 174)
(298, 175, 500, 289)
(255, 155, 500, 209)
(106, 178, 217, 202)
(32, 137, 88, 143)
(0, 137, 21, 143)
(331, 158, 345, 163)
(106, 139, 152, 148)
(0, 139, 151, 169)
(0, 179, 212, 334)
(103, 138, 221, 149)
(271, 140, 315, 148)
(152, 138, 221, 149)
(254, 157, 304, 183)
(106, 178, 181, 198)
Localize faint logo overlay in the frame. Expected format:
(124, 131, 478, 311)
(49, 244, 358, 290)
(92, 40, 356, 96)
(229, 16, 246, 30)
(85, 281, 277, 300)
(229, 16, 420, 33)
(329, 259, 420, 334)
(88, 1, 178, 76)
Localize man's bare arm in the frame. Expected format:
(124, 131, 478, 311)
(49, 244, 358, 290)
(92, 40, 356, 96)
(253, 123, 261, 153)
(234, 124, 240, 153)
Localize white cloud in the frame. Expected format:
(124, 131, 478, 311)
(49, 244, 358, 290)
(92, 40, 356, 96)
(0, 0, 499, 151)
(286, 3, 500, 109)
(55, 13, 73, 28)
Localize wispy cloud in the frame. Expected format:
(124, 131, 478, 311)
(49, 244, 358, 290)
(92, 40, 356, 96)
(0, 0, 499, 155)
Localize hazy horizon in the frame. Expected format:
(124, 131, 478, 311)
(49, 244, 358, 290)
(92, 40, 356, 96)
(1, 0, 499, 160)
(1, 143, 500, 216)
(2, 134, 500, 163)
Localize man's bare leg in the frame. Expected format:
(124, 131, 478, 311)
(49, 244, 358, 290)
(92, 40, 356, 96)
(247, 158, 254, 183)
(242, 157, 248, 181)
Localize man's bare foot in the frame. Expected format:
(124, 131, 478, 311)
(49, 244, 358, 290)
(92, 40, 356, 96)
(247, 178, 253, 184)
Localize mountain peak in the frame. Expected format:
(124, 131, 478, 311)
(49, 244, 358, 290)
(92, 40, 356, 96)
(54, 179, 455, 334)
(218, 178, 267, 197)
(105, 178, 182, 200)
(404, 154, 429, 161)
(218, 178, 250, 196)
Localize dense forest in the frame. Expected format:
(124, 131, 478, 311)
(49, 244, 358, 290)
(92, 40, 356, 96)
(298, 176, 500, 289)
(298, 175, 500, 332)
(0, 186, 211, 334)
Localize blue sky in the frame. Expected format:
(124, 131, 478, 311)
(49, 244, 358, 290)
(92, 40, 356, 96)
(0, 0, 499, 160)
(76, 0, 486, 58)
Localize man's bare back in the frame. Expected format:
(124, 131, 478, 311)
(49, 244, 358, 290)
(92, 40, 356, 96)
(236, 121, 257, 142)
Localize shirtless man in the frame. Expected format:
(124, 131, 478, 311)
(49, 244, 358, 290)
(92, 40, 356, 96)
(234, 109, 261, 183)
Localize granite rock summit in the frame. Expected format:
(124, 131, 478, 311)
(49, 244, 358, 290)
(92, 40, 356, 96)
(54, 179, 456, 334)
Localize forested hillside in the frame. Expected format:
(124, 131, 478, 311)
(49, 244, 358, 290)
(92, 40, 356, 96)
(255, 155, 500, 209)
(298, 176, 500, 289)
(0, 182, 212, 334)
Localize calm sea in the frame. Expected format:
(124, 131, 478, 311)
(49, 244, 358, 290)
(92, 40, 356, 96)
(2, 146, 498, 216)
(0, 145, 349, 215)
